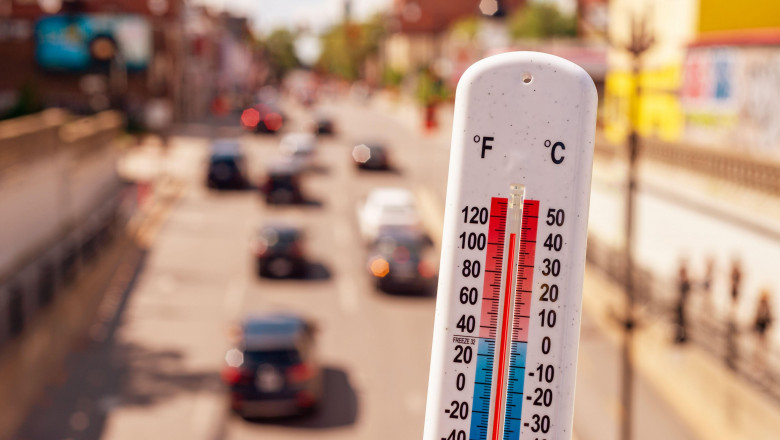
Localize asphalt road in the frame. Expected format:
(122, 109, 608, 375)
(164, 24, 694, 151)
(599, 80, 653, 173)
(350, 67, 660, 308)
(13, 96, 700, 440)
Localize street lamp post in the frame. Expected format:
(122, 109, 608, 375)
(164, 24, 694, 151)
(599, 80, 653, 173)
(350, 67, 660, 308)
(620, 12, 654, 440)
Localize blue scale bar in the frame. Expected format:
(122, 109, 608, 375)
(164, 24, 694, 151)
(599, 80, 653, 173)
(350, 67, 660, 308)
(470, 338, 494, 439)
(503, 342, 527, 440)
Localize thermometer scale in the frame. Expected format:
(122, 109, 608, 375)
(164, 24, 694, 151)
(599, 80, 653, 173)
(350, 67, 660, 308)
(424, 52, 597, 440)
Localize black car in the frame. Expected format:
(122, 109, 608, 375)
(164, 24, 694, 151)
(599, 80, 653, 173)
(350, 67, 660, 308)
(352, 143, 390, 170)
(313, 111, 335, 135)
(368, 226, 435, 293)
(261, 160, 305, 204)
(222, 314, 322, 418)
(253, 224, 306, 278)
(206, 140, 248, 190)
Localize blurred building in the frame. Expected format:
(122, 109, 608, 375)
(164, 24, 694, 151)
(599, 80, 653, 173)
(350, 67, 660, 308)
(384, 0, 526, 75)
(604, 0, 780, 157)
(0, 0, 259, 125)
(576, 0, 608, 41)
(382, 0, 607, 105)
(680, 1, 780, 154)
(0, 0, 184, 122)
(179, 8, 261, 122)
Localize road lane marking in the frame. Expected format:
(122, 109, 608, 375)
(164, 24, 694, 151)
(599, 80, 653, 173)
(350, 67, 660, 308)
(190, 390, 225, 440)
(335, 221, 359, 314)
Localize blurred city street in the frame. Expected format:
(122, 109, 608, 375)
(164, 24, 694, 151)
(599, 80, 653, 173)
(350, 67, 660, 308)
(3, 1, 780, 440)
(5, 95, 778, 440)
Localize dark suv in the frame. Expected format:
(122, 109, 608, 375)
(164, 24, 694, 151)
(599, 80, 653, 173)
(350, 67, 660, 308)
(252, 224, 307, 278)
(368, 226, 436, 294)
(206, 139, 248, 190)
(261, 160, 304, 204)
(222, 314, 322, 418)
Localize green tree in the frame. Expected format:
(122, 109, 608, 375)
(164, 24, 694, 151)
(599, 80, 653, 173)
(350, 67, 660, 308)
(316, 14, 386, 81)
(415, 66, 449, 106)
(260, 28, 300, 83)
(507, 2, 577, 40)
(450, 16, 481, 41)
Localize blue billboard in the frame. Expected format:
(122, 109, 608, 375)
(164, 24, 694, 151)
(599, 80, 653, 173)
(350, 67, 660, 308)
(35, 14, 152, 72)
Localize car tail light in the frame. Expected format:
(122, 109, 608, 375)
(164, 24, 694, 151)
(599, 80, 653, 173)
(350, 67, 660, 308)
(252, 239, 268, 257)
(221, 366, 243, 385)
(287, 363, 315, 383)
(222, 363, 253, 385)
(418, 261, 436, 278)
(241, 108, 260, 128)
(264, 112, 283, 131)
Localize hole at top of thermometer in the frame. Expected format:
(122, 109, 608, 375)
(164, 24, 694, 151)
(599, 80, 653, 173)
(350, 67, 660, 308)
(489, 184, 525, 440)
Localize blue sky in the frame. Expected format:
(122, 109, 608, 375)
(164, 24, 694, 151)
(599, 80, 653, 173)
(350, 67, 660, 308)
(193, 0, 392, 34)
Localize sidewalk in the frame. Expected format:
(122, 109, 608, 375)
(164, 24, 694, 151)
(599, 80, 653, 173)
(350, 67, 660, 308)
(582, 265, 780, 440)
(4, 165, 187, 440)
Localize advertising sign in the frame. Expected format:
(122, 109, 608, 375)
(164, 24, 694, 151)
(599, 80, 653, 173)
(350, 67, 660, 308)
(35, 14, 152, 71)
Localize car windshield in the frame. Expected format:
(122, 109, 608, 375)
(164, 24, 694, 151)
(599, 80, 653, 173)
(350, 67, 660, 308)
(210, 155, 241, 166)
(376, 235, 423, 255)
(262, 229, 299, 245)
(381, 204, 414, 215)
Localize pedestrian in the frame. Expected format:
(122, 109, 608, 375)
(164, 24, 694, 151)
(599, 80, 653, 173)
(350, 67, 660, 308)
(726, 258, 742, 370)
(730, 259, 742, 303)
(674, 261, 691, 344)
(701, 257, 715, 316)
(753, 289, 774, 375)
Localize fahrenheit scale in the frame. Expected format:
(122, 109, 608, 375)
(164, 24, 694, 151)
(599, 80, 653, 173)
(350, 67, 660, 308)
(423, 52, 597, 440)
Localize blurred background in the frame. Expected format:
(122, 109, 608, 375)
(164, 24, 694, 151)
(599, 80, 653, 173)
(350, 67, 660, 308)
(1, 0, 779, 439)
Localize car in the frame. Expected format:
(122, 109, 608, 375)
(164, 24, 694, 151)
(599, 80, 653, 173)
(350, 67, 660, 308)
(222, 314, 322, 418)
(313, 111, 335, 135)
(260, 159, 305, 204)
(357, 187, 422, 243)
(206, 139, 248, 189)
(252, 224, 306, 278)
(241, 103, 285, 134)
(279, 132, 317, 170)
(352, 143, 390, 170)
(368, 226, 436, 293)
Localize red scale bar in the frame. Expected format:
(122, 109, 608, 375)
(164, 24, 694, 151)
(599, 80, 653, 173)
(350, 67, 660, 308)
(513, 200, 539, 342)
(479, 198, 508, 339)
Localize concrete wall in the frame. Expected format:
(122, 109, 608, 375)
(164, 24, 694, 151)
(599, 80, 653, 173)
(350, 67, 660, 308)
(0, 109, 124, 345)
(0, 110, 122, 277)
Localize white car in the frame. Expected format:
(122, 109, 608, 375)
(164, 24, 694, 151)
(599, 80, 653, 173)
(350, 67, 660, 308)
(279, 132, 316, 169)
(357, 187, 422, 243)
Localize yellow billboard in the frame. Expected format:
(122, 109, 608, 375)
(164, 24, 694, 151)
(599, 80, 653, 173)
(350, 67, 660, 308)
(699, 0, 780, 33)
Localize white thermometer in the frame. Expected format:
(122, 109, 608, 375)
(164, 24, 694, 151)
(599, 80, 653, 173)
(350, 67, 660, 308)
(423, 52, 597, 440)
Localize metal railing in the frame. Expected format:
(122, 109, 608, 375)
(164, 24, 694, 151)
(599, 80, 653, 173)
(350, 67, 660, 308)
(586, 238, 780, 402)
(595, 134, 780, 196)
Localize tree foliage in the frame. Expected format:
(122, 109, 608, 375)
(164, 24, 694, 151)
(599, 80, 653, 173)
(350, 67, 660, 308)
(507, 2, 577, 40)
(450, 16, 481, 41)
(259, 28, 300, 83)
(316, 15, 386, 81)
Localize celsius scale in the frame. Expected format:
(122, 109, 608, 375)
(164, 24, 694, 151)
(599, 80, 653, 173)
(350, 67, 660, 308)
(423, 52, 597, 440)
